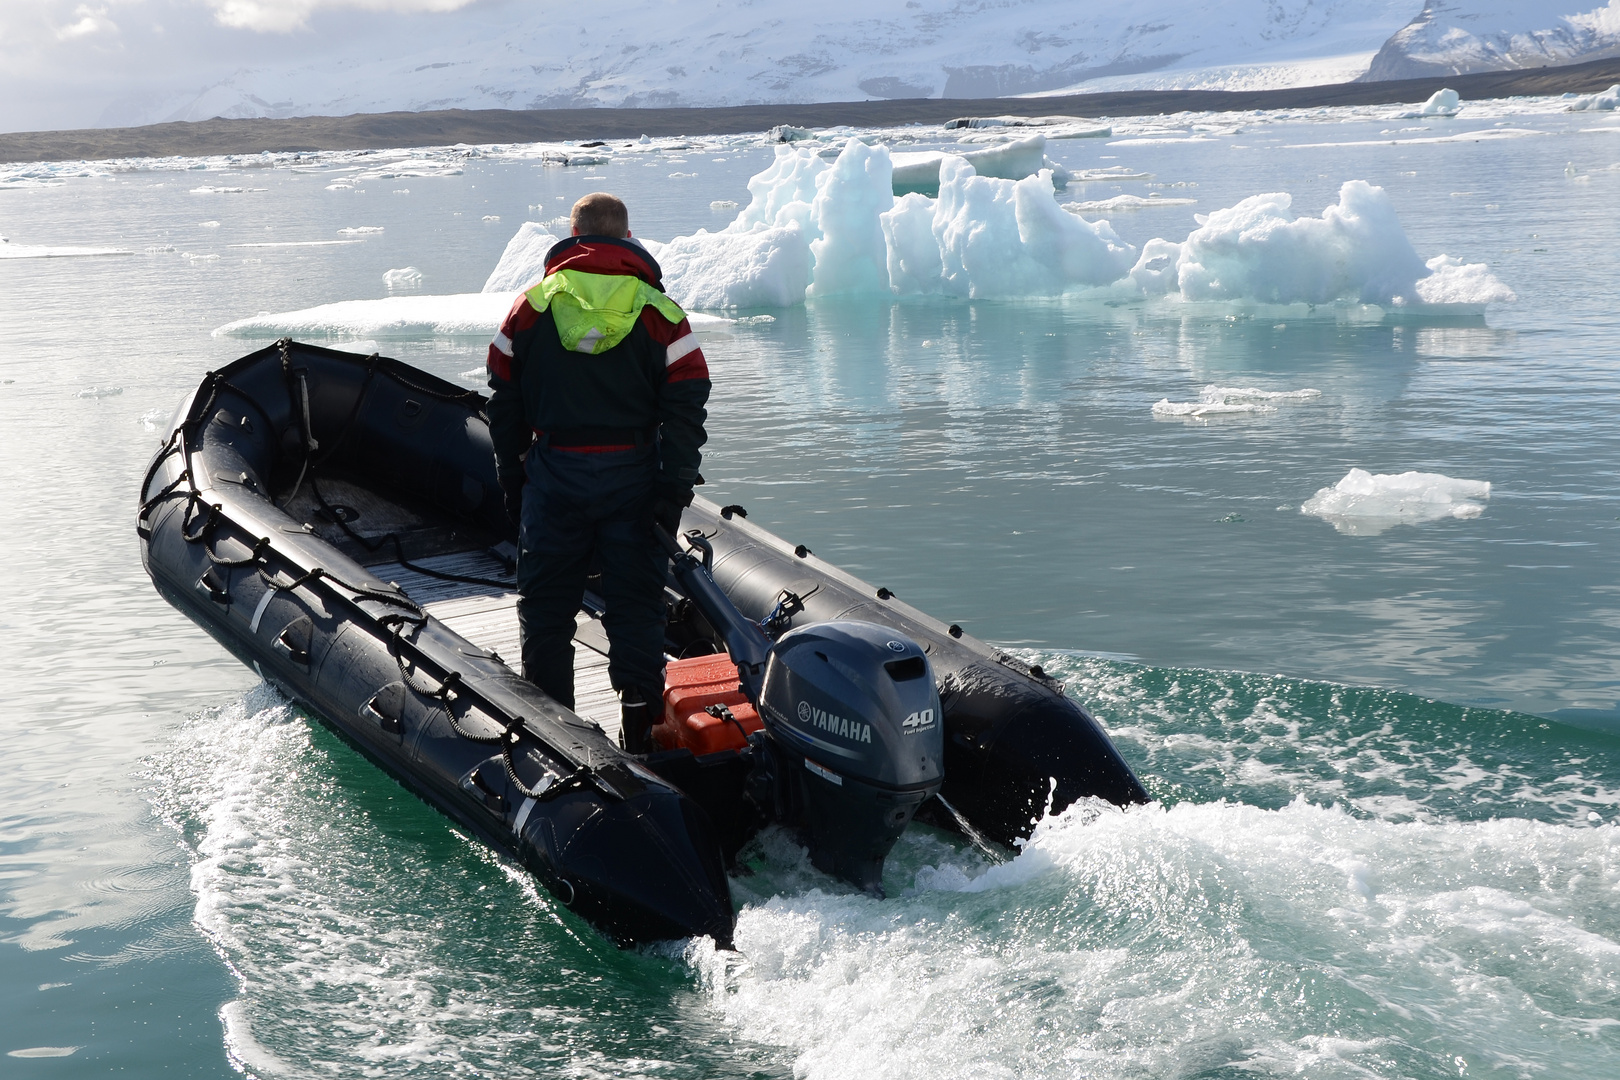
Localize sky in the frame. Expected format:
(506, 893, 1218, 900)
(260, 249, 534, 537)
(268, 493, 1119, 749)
(0, 0, 501, 131)
(4, 0, 1618, 136)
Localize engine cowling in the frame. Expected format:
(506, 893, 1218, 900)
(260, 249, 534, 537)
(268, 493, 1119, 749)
(756, 620, 944, 894)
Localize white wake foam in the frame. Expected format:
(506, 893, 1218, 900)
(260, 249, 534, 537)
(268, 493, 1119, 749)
(689, 796, 1620, 1080)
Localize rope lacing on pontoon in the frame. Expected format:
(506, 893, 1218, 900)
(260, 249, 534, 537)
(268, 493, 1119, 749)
(136, 348, 619, 808)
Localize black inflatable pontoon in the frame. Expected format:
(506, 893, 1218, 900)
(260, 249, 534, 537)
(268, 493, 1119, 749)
(138, 341, 1146, 946)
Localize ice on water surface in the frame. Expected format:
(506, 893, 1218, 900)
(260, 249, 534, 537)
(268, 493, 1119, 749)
(1152, 385, 1321, 420)
(1302, 468, 1491, 534)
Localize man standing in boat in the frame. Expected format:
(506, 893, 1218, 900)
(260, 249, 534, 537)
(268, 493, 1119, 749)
(485, 193, 709, 752)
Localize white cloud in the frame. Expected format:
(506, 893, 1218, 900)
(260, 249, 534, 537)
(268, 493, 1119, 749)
(204, 0, 478, 33)
(57, 5, 118, 40)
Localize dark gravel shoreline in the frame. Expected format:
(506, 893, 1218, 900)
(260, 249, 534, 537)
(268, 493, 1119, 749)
(4, 56, 1619, 165)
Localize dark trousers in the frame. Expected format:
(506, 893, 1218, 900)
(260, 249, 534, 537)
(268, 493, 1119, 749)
(516, 443, 667, 710)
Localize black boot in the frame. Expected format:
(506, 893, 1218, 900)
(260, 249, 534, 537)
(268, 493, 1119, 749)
(619, 687, 655, 754)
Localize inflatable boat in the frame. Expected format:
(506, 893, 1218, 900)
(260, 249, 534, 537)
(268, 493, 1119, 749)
(138, 341, 1146, 947)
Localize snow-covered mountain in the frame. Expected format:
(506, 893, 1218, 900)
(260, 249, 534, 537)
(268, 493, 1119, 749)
(1365, 0, 1620, 79)
(4, 0, 1620, 133)
(72, 0, 1416, 130)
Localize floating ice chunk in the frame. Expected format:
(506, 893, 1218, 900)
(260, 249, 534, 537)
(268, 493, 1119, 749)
(728, 144, 826, 234)
(481, 215, 500, 223)
(75, 386, 124, 399)
(1301, 468, 1490, 535)
(1130, 181, 1431, 305)
(1152, 399, 1277, 418)
(0, 242, 133, 259)
(882, 193, 945, 295)
(481, 222, 561, 293)
(946, 115, 1109, 140)
(1566, 84, 1620, 111)
(1064, 194, 1196, 212)
(337, 226, 383, 235)
(1202, 385, 1321, 403)
(217, 292, 739, 340)
(213, 293, 518, 339)
(1387, 88, 1461, 119)
(769, 125, 817, 142)
(199, 220, 221, 228)
(1071, 167, 1153, 182)
(807, 139, 893, 297)
(1414, 254, 1516, 304)
(1153, 384, 1319, 420)
(923, 157, 1136, 298)
(383, 266, 423, 290)
(710, 200, 739, 210)
(891, 135, 1053, 195)
(650, 225, 812, 309)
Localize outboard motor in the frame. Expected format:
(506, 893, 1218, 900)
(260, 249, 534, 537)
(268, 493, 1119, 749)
(658, 529, 944, 894)
(754, 622, 944, 892)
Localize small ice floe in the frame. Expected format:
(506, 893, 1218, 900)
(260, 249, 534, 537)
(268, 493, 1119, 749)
(1064, 194, 1196, 213)
(891, 135, 1069, 195)
(337, 226, 383, 235)
(457, 367, 485, 383)
(710, 200, 739, 210)
(198, 220, 221, 228)
(1386, 88, 1461, 120)
(6, 1047, 80, 1058)
(1152, 399, 1277, 419)
(214, 290, 740, 341)
(1566, 84, 1620, 111)
(946, 115, 1110, 141)
(1301, 468, 1489, 535)
(668, 172, 698, 179)
(76, 386, 123, 399)
(482, 215, 500, 223)
(0, 240, 133, 259)
(1153, 385, 1319, 421)
(383, 266, 423, 290)
(1071, 167, 1153, 182)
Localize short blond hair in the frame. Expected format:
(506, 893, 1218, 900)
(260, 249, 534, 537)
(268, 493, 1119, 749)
(571, 192, 630, 238)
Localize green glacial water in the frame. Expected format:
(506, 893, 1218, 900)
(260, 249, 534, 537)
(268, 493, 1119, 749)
(2, 103, 1619, 1077)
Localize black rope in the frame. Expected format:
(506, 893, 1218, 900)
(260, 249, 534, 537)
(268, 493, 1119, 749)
(308, 474, 514, 591)
(147, 348, 604, 808)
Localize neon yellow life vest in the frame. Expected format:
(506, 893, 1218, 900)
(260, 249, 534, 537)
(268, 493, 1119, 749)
(525, 269, 688, 355)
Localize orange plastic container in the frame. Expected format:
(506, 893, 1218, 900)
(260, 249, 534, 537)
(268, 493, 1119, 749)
(653, 653, 762, 755)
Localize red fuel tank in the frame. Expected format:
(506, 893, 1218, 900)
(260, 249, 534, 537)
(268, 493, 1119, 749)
(654, 653, 762, 755)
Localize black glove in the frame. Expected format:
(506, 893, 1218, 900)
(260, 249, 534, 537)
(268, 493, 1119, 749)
(499, 471, 525, 527)
(651, 481, 693, 536)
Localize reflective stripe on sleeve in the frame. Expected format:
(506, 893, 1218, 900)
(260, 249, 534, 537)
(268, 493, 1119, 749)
(492, 330, 514, 357)
(665, 333, 700, 367)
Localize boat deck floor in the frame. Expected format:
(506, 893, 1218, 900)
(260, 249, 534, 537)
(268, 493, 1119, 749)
(366, 548, 623, 744)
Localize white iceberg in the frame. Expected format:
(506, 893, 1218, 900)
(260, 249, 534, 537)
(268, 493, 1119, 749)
(481, 222, 562, 293)
(1301, 468, 1490, 535)
(1566, 83, 1620, 111)
(1128, 180, 1512, 306)
(891, 135, 1068, 195)
(383, 267, 423, 290)
(1386, 87, 1461, 119)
